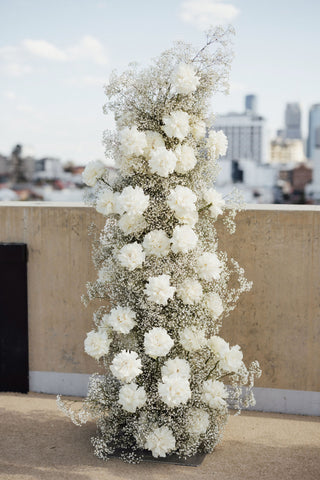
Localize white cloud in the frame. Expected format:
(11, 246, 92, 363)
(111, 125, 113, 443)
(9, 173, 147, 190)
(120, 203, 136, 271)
(67, 35, 108, 66)
(22, 39, 67, 61)
(2, 62, 33, 77)
(179, 0, 239, 29)
(3, 90, 17, 100)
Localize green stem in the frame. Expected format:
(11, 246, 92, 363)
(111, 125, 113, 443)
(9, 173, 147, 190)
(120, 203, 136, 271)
(198, 202, 212, 213)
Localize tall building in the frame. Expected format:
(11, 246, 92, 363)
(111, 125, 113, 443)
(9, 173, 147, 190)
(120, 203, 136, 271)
(270, 138, 305, 164)
(245, 94, 257, 115)
(285, 103, 302, 139)
(307, 104, 320, 159)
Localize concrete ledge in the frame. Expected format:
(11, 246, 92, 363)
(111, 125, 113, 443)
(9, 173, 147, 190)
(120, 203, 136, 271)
(30, 371, 91, 397)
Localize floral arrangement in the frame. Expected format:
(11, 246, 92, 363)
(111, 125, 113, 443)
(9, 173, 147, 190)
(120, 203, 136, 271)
(58, 26, 261, 463)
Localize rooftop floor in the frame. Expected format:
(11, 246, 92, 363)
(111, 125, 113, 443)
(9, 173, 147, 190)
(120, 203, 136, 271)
(1, 392, 319, 480)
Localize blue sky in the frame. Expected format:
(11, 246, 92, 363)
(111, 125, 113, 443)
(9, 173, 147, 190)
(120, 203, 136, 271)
(1, 0, 319, 164)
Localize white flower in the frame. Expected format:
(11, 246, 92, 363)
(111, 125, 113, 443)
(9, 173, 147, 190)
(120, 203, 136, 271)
(176, 278, 203, 305)
(119, 126, 147, 157)
(144, 426, 176, 458)
(105, 306, 136, 334)
(144, 131, 165, 157)
(179, 326, 206, 352)
(201, 379, 228, 410)
(144, 327, 174, 358)
(117, 242, 145, 271)
(161, 357, 190, 381)
(118, 214, 147, 235)
(84, 330, 111, 360)
(207, 336, 230, 359)
(203, 188, 225, 219)
(171, 62, 200, 95)
(167, 185, 197, 216)
(175, 209, 198, 227)
(98, 265, 112, 283)
(171, 225, 198, 254)
(144, 274, 176, 306)
(116, 186, 149, 216)
(118, 383, 146, 413)
(174, 144, 197, 174)
(197, 252, 222, 281)
(82, 160, 105, 187)
(96, 190, 117, 216)
(148, 147, 177, 177)
(204, 292, 224, 318)
(220, 345, 243, 373)
(143, 230, 171, 257)
(162, 110, 190, 140)
(191, 119, 206, 140)
(110, 350, 142, 383)
(187, 408, 210, 435)
(158, 376, 191, 407)
(207, 130, 228, 158)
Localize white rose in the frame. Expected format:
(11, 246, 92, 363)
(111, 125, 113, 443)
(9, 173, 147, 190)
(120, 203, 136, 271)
(191, 119, 206, 140)
(174, 144, 197, 174)
(84, 330, 111, 360)
(204, 292, 224, 318)
(119, 126, 147, 157)
(110, 350, 142, 383)
(148, 147, 177, 177)
(158, 376, 191, 407)
(220, 345, 243, 373)
(162, 110, 190, 140)
(116, 186, 149, 216)
(187, 408, 210, 435)
(179, 326, 206, 352)
(201, 379, 228, 409)
(96, 190, 117, 216)
(197, 252, 222, 281)
(203, 188, 225, 219)
(143, 230, 171, 257)
(144, 274, 176, 306)
(144, 426, 176, 458)
(176, 278, 203, 305)
(144, 327, 174, 358)
(207, 130, 228, 158)
(171, 225, 198, 254)
(82, 160, 106, 187)
(161, 357, 190, 381)
(144, 131, 165, 157)
(118, 383, 147, 413)
(118, 214, 147, 235)
(117, 242, 145, 271)
(171, 62, 200, 95)
(104, 306, 136, 334)
(167, 185, 197, 216)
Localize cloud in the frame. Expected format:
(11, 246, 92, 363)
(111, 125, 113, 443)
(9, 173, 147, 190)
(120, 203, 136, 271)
(3, 90, 17, 100)
(67, 36, 108, 66)
(22, 39, 67, 61)
(179, 0, 239, 29)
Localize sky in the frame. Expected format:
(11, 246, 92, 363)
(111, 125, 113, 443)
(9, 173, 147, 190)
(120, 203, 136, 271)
(1, 0, 320, 164)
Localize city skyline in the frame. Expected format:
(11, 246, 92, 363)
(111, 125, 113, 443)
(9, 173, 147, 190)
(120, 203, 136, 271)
(1, 0, 320, 164)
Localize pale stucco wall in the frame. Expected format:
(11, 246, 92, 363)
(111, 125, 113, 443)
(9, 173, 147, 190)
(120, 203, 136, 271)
(0, 203, 319, 392)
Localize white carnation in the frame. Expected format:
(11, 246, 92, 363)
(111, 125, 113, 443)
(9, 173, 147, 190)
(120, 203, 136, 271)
(118, 214, 147, 235)
(118, 383, 146, 413)
(179, 326, 206, 352)
(96, 190, 117, 216)
(191, 119, 206, 140)
(176, 278, 203, 305)
(105, 306, 136, 334)
(144, 274, 176, 306)
(158, 376, 191, 407)
(84, 330, 111, 360)
(203, 188, 225, 219)
(204, 292, 224, 318)
(161, 357, 190, 381)
(207, 336, 230, 359)
(207, 130, 228, 158)
(148, 147, 177, 177)
(167, 185, 197, 216)
(175, 209, 198, 227)
(162, 110, 190, 140)
(220, 345, 243, 373)
(144, 327, 174, 358)
(144, 426, 176, 458)
(117, 242, 145, 271)
(110, 350, 142, 383)
(197, 252, 222, 281)
(143, 230, 171, 257)
(116, 186, 149, 216)
(119, 126, 147, 157)
(187, 408, 210, 435)
(171, 225, 198, 254)
(144, 131, 165, 157)
(174, 144, 197, 174)
(171, 62, 200, 95)
(201, 379, 228, 409)
(82, 160, 105, 187)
